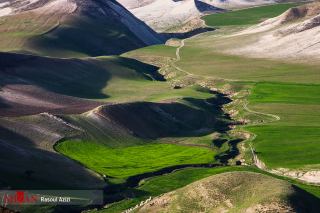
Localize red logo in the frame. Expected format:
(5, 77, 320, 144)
(2, 191, 38, 205)
(16, 191, 24, 203)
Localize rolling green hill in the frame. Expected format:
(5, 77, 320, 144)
(136, 171, 320, 212)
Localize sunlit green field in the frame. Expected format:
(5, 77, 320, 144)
(56, 141, 216, 179)
(247, 83, 320, 169)
(203, 3, 301, 27)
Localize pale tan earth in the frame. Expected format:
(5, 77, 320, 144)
(226, 2, 320, 61)
(118, 0, 207, 32)
(115, 0, 274, 32)
(117, 0, 274, 32)
(0, 0, 76, 16)
(272, 168, 320, 184)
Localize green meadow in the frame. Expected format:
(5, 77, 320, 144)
(126, 2, 320, 174)
(56, 141, 216, 179)
(247, 83, 320, 169)
(203, 3, 301, 27)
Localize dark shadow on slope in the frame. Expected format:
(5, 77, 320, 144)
(26, 0, 164, 58)
(98, 96, 234, 139)
(27, 16, 145, 57)
(214, 138, 243, 165)
(0, 52, 162, 116)
(0, 95, 9, 109)
(162, 27, 215, 40)
(194, 0, 225, 14)
(0, 52, 110, 99)
(213, 138, 228, 148)
(116, 57, 165, 81)
(0, 125, 104, 190)
(160, 0, 223, 40)
(288, 185, 320, 213)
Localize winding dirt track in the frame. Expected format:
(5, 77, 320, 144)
(243, 101, 280, 122)
(173, 39, 193, 76)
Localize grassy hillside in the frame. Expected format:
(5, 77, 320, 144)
(136, 171, 320, 212)
(202, 3, 301, 27)
(0, 53, 170, 116)
(125, 0, 320, 191)
(26, 15, 146, 57)
(128, 43, 320, 171)
(54, 91, 233, 180)
(0, 5, 161, 58)
(101, 168, 320, 212)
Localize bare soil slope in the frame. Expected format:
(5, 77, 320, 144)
(116, 0, 276, 32)
(227, 2, 320, 61)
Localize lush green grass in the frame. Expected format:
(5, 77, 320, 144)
(127, 33, 320, 171)
(124, 44, 176, 58)
(0, 12, 59, 52)
(247, 83, 320, 169)
(177, 46, 320, 84)
(249, 83, 320, 104)
(248, 126, 320, 168)
(56, 141, 216, 179)
(130, 44, 320, 84)
(203, 3, 301, 27)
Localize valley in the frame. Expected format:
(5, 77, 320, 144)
(0, 1, 319, 213)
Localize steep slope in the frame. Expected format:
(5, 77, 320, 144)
(0, 0, 163, 57)
(116, 0, 223, 32)
(0, 93, 231, 188)
(116, 0, 276, 32)
(78, 98, 231, 142)
(137, 172, 320, 213)
(227, 2, 320, 60)
(0, 52, 162, 116)
(0, 114, 105, 189)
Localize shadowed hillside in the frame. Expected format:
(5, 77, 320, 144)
(0, 52, 162, 116)
(0, 116, 105, 189)
(0, 0, 163, 57)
